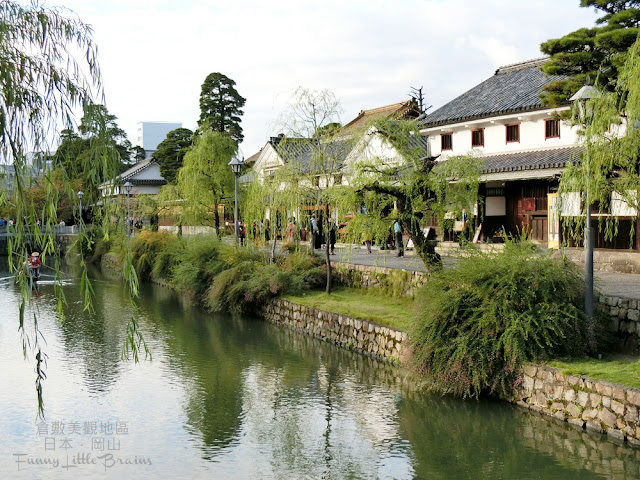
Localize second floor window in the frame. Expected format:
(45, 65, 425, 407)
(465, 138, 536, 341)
(471, 129, 484, 147)
(441, 133, 452, 151)
(506, 124, 520, 143)
(545, 119, 560, 139)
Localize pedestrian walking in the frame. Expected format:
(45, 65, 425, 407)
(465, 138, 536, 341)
(394, 219, 404, 257)
(310, 215, 319, 250)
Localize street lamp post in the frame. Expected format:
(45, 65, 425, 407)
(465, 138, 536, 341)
(228, 155, 244, 243)
(77, 190, 84, 227)
(570, 80, 600, 319)
(124, 181, 133, 237)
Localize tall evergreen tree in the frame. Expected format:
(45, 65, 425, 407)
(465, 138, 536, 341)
(152, 127, 193, 183)
(540, 0, 640, 106)
(198, 72, 246, 143)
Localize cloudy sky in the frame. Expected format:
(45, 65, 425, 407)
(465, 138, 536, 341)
(56, 0, 600, 157)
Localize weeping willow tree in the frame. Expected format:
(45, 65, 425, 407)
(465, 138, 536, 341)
(243, 87, 348, 293)
(344, 117, 484, 267)
(175, 129, 236, 237)
(0, 1, 145, 417)
(559, 35, 640, 246)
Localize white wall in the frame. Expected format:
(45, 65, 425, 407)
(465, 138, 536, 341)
(421, 107, 578, 159)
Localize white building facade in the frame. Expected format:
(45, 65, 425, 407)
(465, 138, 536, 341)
(137, 121, 182, 158)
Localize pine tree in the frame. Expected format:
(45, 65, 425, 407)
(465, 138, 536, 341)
(152, 128, 193, 183)
(540, 1, 640, 106)
(198, 72, 246, 143)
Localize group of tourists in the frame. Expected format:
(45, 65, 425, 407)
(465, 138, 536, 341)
(233, 214, 406, 257)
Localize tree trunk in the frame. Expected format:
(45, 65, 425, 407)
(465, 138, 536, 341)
(213, 207, 220, 239)
(271, 223, 277, 264)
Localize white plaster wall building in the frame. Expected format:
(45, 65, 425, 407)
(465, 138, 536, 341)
(420, 57, 638, 249)
(420, 58, 579, 245)
(100, 158, 167, 197)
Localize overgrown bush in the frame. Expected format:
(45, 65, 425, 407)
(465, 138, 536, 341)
(73, 224, 118, 264)
(129, 230, 179, 281)
(206, 250, 324, 314)
(410, 240, 611, 398)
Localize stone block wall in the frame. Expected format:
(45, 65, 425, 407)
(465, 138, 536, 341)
(601, 294, 640, 340)
(562, 248, 640, 274)
(262, 298, 407, 362)
(514, 364, 640, 445)
(330, 262, 427, 297)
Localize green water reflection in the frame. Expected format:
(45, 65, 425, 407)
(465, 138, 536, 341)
(0, 263, 638, 479)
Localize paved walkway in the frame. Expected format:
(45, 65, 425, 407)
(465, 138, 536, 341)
(323, 243, 640, 301)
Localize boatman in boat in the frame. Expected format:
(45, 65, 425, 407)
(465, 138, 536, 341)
(28, 251, 41, 279)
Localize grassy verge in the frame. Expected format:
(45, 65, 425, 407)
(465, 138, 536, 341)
(548, 356, 640, 389)
(284, 286, 415, 331)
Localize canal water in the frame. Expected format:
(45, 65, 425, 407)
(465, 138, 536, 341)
(1, 264, 639, 479)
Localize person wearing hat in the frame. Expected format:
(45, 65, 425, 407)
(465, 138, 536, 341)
(28, 251, 41, 279)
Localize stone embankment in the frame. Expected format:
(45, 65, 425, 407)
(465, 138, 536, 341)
(514, 365, 640, 446)
(260, 261, 640, 447)
(262, 298, 407, 362)
(563, 248, 640, 275)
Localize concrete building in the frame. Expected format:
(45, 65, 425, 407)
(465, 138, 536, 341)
(136, 121, 182, 158)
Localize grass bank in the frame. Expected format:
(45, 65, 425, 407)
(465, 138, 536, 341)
(284, 286, 415, 331)
(548, 357, 640, 390)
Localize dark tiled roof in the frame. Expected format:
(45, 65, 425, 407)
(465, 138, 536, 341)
(479, 147, 579, 174)
(274, 136, 354, 173)
(119, 158, 159, 181)
(421, 58, 566, 128)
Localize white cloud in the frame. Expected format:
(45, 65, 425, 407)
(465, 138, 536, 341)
(56, 0, 600, 155)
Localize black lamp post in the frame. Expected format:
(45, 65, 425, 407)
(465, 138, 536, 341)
(570, 80, 600, 319)
(77, 190, 84, 226)
(124, 181, 133, 237)
(228, 155, 244, 242)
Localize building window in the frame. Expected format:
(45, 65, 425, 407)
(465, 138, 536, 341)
(441, 133, 452, 151)
(545, 119, 560, 139)
(471, 129, 484, 147)
(506, 124, 520, 143)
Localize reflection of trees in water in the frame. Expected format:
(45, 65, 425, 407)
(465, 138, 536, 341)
(135, 282, 412, 476)
(398, 397, 609, 480)
(32, 274, 126, 396)
(238, 327, 409, 478)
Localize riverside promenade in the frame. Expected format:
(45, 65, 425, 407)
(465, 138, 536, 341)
(326, 242, 640, 301)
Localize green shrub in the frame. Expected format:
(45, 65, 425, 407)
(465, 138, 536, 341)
(206, 250, 324, 314)
(73, 224, 119, 264)
(410, 241, 611, 398)
(129, 230, 178, 281)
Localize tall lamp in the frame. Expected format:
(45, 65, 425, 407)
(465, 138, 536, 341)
(570, 80, 600, 319)
(228, 155, 244, 243)
(77, 190, 84, 226)
(124, 181, 133, 237)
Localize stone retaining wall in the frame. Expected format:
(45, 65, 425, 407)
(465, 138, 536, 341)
(262, 298, 407, 362)
(331, 262, 427, 297)
(262, 296, 640, 447)
(561, 248, 640, 274)
(601, 295, 640, 348)
(514, 364, 640, 445)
